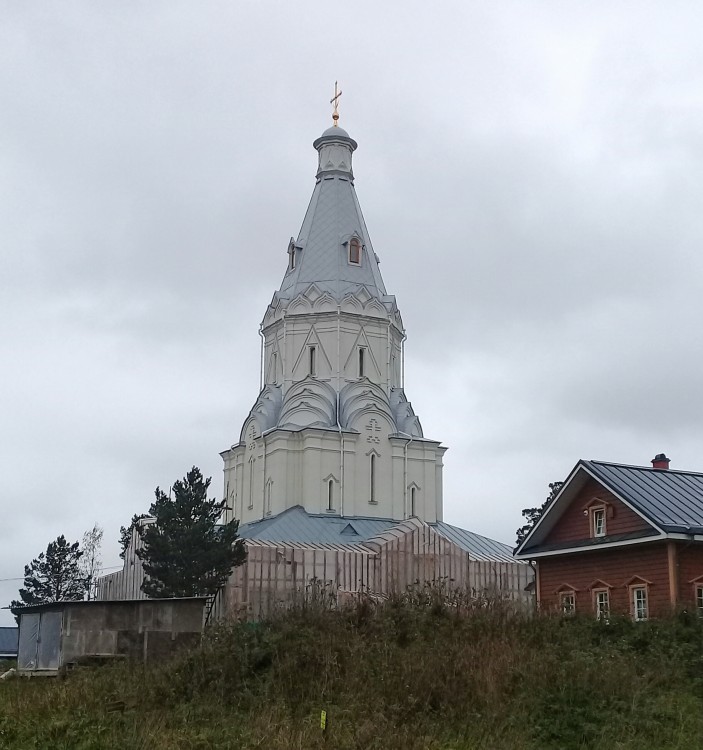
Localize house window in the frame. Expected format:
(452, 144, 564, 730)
(696, 585, 703, 617)
(289, 244, 297, 270)
(591, 507, 606, 538)
(369, 454, 376, 504)
(594, 589, 610, 620)
(632, 586, 648, 621)
(327, 479, 334, 511)
(309, 346, 316, 377)
(358, 348, 365, 377)
(349, 237, 361, 265)
(559, 591, 575, 615)
(410, 486, 416, 517)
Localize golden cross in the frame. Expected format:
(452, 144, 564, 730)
(330, 81, 342, 126)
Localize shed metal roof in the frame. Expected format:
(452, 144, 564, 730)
(583, 460, 703, 534)
(238, 505, 515, 562)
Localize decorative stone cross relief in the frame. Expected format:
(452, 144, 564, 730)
(365, 418, 381, 444)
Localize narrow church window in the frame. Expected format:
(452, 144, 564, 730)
(268, 351, 277, 385)
(309, 346, 317, 376)
(410, 486, 416, 516)
(349, 237, 361, 265)
(266, 480, 273, 516)
(248, 458, 255, 509)
(358, 348, 365, 377)
(370, 454, 376, 503)
(328, 479, 334, 511)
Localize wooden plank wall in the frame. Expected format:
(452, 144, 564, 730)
(97, 521, 535, 618)
(222, 525, 534, 620)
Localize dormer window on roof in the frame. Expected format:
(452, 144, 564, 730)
(348, 237, 361, 265)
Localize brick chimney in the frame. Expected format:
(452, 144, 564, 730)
(651, 453, 671, 470)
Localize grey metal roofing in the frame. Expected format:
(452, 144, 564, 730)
(238, 505, 516, 562)
(584, 460, 703, 534)
(277, 126, 389, 304)
(432, 522, 516, 563)
(238, 506, 397, 545)
(0, 626, 18, 656)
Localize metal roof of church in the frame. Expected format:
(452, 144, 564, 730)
(276, 125, 389, 304)
(583, 460, 703, 533)
(238, 505, 515, 562)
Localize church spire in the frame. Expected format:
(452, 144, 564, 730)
(276, 122, 388, 305)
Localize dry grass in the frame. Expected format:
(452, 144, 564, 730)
(2, 589, 703, 748)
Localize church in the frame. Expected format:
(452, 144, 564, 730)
(98, 103, 532, 616)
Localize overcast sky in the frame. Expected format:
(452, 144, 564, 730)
(2, 2, 703, 624)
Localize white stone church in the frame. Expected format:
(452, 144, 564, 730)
(98, 116, 532, 616)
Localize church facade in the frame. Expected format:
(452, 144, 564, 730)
(98, 116, 533, 616)
(222, 123, 445, 528)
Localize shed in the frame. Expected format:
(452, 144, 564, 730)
(12, 598, 206, 675)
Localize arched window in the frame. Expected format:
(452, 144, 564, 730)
(358, 348, 365, 377)
(349, 237, 361, 265)
(370, 454, 376, 503)
(266, 479, 273, 516)
(248, 457, 255, 509)
(410, 486, 416, 517)
(328, 479, 334, 511)
(268, 351, 277, 385)
(309, 346, 317, 377)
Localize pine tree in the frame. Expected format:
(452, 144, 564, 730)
(515, 481, 564, 547)
(11, 535, 86, 609)
(119, 513, 148, 559)
(136, 467, 247, 598)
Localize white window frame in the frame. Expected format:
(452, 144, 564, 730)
(631, 585, 648, 621)
(594, 588, 610, 620)
(309, 346, 316, 377)
(369, 454, 377, 504)
(559, 590, 576, 616)
(591, 507, 606, 538)
(695, 584, 703, 617)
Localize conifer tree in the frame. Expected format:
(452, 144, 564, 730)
(136, 467, 246, 598)
(11, 535, 86, 609)
(515, 481, 564, 547)
(119, 513, 148, 559)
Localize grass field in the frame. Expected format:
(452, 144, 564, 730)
(2, 590, 703, 749)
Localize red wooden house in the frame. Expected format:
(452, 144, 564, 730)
(514, 455, 703, 619)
